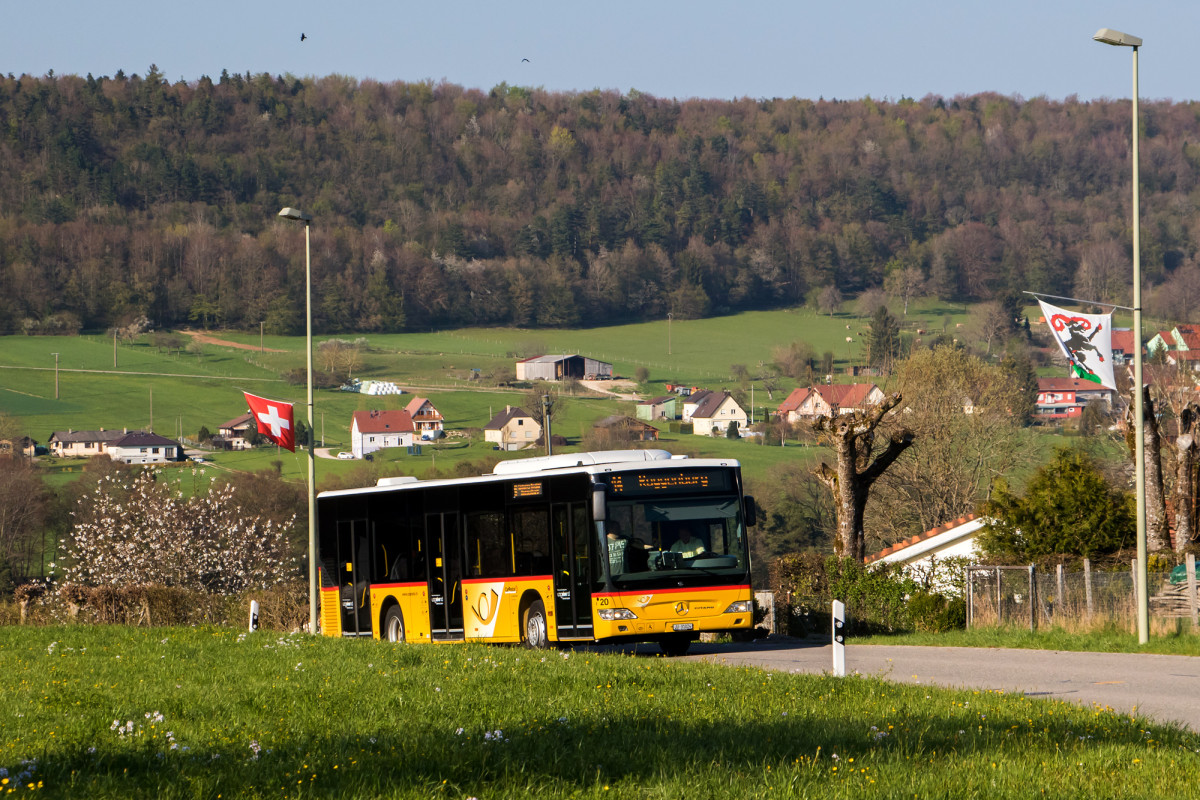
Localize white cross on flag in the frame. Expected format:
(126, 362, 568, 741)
(243, 392, 296, 451)
(1037, 300, 1117, 391)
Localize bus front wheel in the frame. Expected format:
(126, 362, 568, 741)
(384, 606, 406, 643)
(522, 600, 548, 649)
(660, 635, 691, 657)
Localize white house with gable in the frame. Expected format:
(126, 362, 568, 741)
(865, 515, 986, 594)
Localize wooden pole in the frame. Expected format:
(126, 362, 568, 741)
(1187, 553, 1198, 629)
(1056, 563, 1065, 615)
(1084, 558, 1094, 619)
(1029, 564, 1037, 633)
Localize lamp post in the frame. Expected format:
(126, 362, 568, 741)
(1093, 27, 1148, 644)
(278, 206, 318, 636)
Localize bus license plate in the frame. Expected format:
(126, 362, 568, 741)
(672, 623, 693, 631)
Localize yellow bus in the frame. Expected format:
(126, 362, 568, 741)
(317, 449, 756, 655)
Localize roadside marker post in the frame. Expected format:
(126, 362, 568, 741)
(832, 600, 846, 677)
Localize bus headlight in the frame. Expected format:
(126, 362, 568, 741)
(723, 600, 753, 614)
(597, 608, 638, 621)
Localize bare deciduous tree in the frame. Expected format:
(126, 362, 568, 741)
(812, 393, 915, 561)
(868, 346, 1036, 549)
(1175, 404, 1199, 553)
(884, 265, 927, 315)
(1126, 384, 1170, 552)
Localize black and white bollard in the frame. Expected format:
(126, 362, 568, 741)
(832, 600, 845, 677)
(249, 600, 260, 632)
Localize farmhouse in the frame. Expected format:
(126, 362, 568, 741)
(1035, 378, 1115, 422)
(515, 354, 612, 382)
(107, 431, 184, 465)
(1109, 329, 1136, 366)
(404, 396, 445, 437)
(636, 395, 679, 421)
(685, 390, 748, 437)
(776, 384, 884, 422)
(351, 410, 415, 458)
(47, 429, 126, 457)
(0, 436, 36, 458)
(484, 406, 542, 451)
(592, 415, 660, 442)
(214, 411, 256, 450)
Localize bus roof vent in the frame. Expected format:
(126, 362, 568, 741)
(491, 449, 675, 475)
(377, 476, 420, 487)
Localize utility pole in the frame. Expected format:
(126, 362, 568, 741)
(113, 331, 118, 368)
(260, 321, 264, 353)
(51, 353, 59, 400)
(543, 393, 553, 456)
(149, 386, 153, 432)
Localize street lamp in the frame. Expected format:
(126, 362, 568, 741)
(1093, 27, 1148, 644)
(278, 206, 318, 636)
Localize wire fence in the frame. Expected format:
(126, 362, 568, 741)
(967, 558, 1200, 632)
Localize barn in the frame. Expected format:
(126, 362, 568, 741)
(515, 354, 613, 382)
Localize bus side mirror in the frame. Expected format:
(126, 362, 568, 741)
(743, 495, 757, 527)
(591, 483, 607, 522)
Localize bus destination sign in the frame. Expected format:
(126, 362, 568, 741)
(608, 469, 730, 496)
(511, 481, 544, 499)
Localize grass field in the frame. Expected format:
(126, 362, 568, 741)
(7, 304, 970, 490)
(3, 625, 1198, 799)
(858, 625, 1200, 656)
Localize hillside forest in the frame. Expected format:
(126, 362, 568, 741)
(3, 68, 1200, 336)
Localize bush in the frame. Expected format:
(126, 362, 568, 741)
(6, 581, 310, 630)
(771, 553, 955, 636)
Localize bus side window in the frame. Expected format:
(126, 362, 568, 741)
(466, 511, 509, 578)
(511, 508, 550, 577)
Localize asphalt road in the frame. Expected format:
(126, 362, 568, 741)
(676, 637, 1200, 732)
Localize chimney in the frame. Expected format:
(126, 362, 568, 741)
(506, 405, 511, 413)
(124, 427, 128, 434)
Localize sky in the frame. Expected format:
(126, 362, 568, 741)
(3, 2, 1197, 103)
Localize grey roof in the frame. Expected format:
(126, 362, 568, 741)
(111, 431, 182, 448)
(484, 407, 534, 430)
(690, 391, 735, 419)
(49, 429, 126, 444)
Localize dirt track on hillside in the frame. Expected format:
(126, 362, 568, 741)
(181, 329, 286, 353)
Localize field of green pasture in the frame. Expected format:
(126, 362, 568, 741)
(2, 625, 1196, 799)
(5, 305, 974, 488)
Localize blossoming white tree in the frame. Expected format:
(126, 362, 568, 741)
(62, 471, 294, 593)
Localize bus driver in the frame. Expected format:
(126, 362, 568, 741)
(670, 525, 707, 559)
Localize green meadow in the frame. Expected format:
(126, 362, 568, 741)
(0, 302, 975, 489)
(2, 626, 1196, 799)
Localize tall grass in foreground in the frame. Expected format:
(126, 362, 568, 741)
(2, 627, 1197, 799)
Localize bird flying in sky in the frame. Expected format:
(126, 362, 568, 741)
(301, 33, 307, 42)
(521, 58, 530, 62)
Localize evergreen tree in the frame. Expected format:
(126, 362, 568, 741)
(979, 447, 1134, 559)
(867, 305, 900, 371)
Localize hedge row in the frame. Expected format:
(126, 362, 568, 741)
(4, 581, 309, 631)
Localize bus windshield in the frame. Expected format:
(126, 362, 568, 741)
(602, 496, 748, 589)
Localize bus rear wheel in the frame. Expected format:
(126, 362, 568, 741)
(522, 600, 548, 649)
(384, 606, 405, 643)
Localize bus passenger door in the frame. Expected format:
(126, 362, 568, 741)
(337, 519, 372, 637)
(552, 503, 593, 639)
(425, 512, 464, 640)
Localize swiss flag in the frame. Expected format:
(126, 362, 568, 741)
(243, 392, 296, 452)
